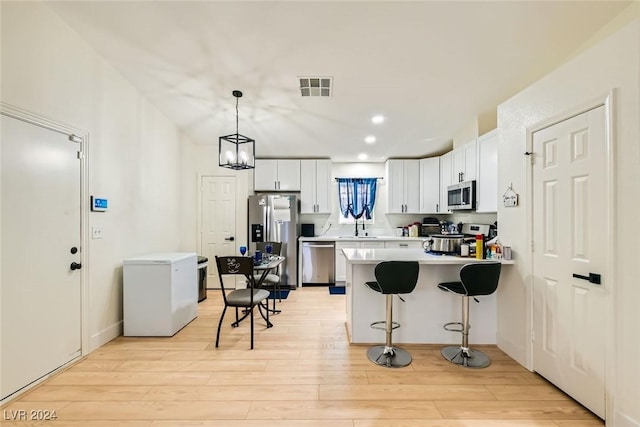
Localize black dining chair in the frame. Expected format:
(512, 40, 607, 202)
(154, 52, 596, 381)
(438, 262, 502, 368)
(256, 241, 284, 311)
(365, 261, 420, 368)
(215, 256, 272, 349)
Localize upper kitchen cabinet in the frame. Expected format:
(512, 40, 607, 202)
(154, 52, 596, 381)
(386, 159, 420, 214)
(476, 129, 498, 212)
(452, 138, 477, 183)
(419, 157, 441, 213)
(439, 151, 453, 213)
(300, 159, 332, 214)
(254, 159, 301, 191)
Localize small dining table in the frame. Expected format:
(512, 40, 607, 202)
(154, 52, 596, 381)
(253, 255, 285, 286)
(253, 255, 285, 314)
(229, 255, 285, 329)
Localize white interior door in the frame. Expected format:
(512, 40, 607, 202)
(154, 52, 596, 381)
(532, 105, 607, 418)
(200, 176, 237, 289)
(1, 114, 82, 401)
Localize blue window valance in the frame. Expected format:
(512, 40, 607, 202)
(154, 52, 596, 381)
(337, 178, 378, 220)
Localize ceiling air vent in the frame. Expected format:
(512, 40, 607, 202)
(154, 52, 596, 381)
(299, 77, 332, 97)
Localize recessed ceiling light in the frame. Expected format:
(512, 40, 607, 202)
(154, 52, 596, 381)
(371, 115, 385, 124)
(364, 135, 376, 144)
(358, 153, 368, 161)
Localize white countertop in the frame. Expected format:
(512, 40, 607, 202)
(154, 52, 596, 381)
(342, 248, 513, 264)
(299, 236, 426, 242)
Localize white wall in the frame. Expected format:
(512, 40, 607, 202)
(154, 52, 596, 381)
(496, 14, 640, 426)
(1, 2, 189, 350)
(180, 142, 251, 252)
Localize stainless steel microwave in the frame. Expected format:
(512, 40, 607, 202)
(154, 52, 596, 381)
(447, 180, 476, 210)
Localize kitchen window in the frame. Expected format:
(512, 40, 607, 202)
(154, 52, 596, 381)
(336, 178, 378, 224)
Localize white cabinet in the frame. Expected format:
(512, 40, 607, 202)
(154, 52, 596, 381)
(335, 240, 385, 282)
(439, 151, 453, 214)
(254, 159, 301, 191)
(386, 159, 420, 213)
(300, 159, 331, 214)
(452, 138, 477, 183)
(419, 157, 440, 213)
(476, 129, 498, 212)
(123, 253, 197, 336)
(335, 242, 351, 282)
(384, 240, 423, 249)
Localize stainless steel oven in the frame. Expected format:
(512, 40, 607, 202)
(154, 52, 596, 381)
(447, 180, 476, 210)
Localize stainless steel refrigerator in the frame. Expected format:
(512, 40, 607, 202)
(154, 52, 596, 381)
(248, 194, 299, 288)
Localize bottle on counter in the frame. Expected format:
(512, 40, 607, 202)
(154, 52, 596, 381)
(475, 234, 485, 260)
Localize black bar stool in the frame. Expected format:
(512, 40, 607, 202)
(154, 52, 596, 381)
(438, 262, 501, 368)
(365, 261, 420, 368)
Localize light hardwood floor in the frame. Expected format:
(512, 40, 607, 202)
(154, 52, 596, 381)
(2, 287, 603, 426)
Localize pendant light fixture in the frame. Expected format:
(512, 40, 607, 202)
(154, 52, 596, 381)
(219, 90, 255, 170)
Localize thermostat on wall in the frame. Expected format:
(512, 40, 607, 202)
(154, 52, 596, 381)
(91, 196, 108, 212)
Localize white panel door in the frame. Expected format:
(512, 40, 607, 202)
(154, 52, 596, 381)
(532, 106, 607, 419)
(200, 176, 236, 289)
(1, 115, 82, 400)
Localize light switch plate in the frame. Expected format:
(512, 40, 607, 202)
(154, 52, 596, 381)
(91, 226, 104, 239)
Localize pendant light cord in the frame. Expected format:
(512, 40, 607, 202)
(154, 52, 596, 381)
(235, 96, 239, 136)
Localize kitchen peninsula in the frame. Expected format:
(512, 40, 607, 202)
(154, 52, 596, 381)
(343, 248, 512, 345)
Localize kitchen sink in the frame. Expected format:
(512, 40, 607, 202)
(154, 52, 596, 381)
(338, 236, 378, 239)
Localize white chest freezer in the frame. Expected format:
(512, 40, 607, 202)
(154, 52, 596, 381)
(123, 252, 197, 336)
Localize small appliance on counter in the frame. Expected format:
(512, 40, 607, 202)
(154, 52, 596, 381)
(420, 217, 440, 237)
(460, 223, 492, 258)
(423, 223, 493, 256)
(301, 223, 315, 237)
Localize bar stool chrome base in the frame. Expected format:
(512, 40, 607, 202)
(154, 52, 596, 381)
(441, 345, 490, 368)
(367, 345, 412, 368)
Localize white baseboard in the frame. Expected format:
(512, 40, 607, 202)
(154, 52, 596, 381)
(614, 411, 640, 427)
(89, 321, 122, 352)
(497, 332, 527, 368)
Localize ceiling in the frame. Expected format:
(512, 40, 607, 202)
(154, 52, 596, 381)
(46, 1, 630, 162)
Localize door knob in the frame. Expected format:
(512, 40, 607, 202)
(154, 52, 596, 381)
(572, 272, 601, 285)
(224, 237, 235, 241)
(70, 262, 82, 271)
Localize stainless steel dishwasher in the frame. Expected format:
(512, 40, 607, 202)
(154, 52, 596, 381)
(301, 241, 335, 285)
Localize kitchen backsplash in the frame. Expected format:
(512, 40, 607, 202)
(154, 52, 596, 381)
(301, 212, 497, 237)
